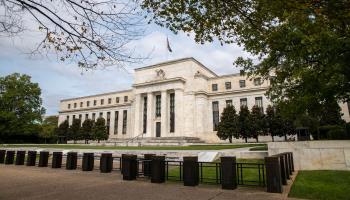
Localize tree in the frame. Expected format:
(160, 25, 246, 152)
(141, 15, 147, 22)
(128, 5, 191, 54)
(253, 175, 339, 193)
(80, 119, 94, 144)
(319, 99, 345, 126)
(39, 115, 58, 143)
(92, 117, 108, 143)
(68, 118, 81, 143)
(142, 1, 350, 117)
(217, 105, 239, 143)
(56, 120, 69, 144)
(238, 106, 252, 143)
(250, 105, 265, 142)
(1, 0, 145, 69)
(0, 73, 45, 142)
(265, 105, 277, 142)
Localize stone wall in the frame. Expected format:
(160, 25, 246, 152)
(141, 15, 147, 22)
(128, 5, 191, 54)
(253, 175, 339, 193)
(268, 141, 350, 170)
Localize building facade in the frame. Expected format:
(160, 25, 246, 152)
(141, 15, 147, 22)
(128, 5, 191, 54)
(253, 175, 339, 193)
(58, 57, 350, 143)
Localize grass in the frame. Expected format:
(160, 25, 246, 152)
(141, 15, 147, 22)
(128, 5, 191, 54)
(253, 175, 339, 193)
(289, 170, 350, 200)
(249, 146, 268, 151)
(166, 159, 266, 185)
(0, 144, 266, 151)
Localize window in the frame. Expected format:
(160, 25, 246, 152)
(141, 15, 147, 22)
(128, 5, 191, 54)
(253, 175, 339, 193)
(225, 82, 231, 90)
(114, 111, 119, 134)
(226, 100, 233, 107)
(254, 78, 262, 86)
(73, 115, 76, 119)
(99, 112, 103, 118)
(85, 113, 88, 119)
(212, 84, 218, 91)
(68, 104, 71, 109)
(122, 110, 127, 134)
(116, 97, 120, 103)
(80, 102, 83, 107)
(108, 98, 111, 104)
(66, 115, 69, 121)
(79, 114, 82, 120)
(93, 100, 97, 106)
(74, 103, 77, 108)
(170, 93, 175, 133)
(86, 101, 90, 107)
(124, 96, 128, 102)
(212, 101, 219, 131)
(106, 112, 111, 134)
(92, 113, 96, 121)
(143, 96, 147, 134)
(239, 80, 246, 88)
(348, 102, 350, 116)
(100, 99, 104, 105)
(155, 95, 161, 117)
(255, 97, 263, 112)
(240, 98, 248, 107)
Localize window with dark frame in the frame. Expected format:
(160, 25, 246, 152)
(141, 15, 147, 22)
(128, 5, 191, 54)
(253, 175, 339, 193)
(122, 110, 127, 134)
(106, 112, 111, 134)
(85, 113, 88, 119)
(93, 100, 97, 106)
(212, 84, 218, 91)
(124, 96, 128, 102)
(240, 98, 248, 107)
(80, 102, 83, 107)
(66, 115, 69, 121)
(170, 93, 175, 133)
(79, 114, 82, 120)
(92, 113, 96, 121)
(68, 104, 71, 109)
(74, 103, 77, 108)
(116, 97, 119, 103)
(99, 112, 103, 118)
(155, 95, 161, 117)
(73, 115, 75, 119)
(114, 111, 119, 134)
(87, 101, 90, 107)
(239, 80, 246, 88)
(254, 78, 262, 86)
(212, 101, 219, 131)
(226, 100, 233, 107)
(101, 99, 104, 105)
(108, 98, 111, 104)
(225, 82, 231, 90)
(143, 96, 147, 134)
(255, 97, 263, 112)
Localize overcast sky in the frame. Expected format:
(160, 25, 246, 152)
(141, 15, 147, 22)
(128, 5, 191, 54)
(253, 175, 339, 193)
(0, 20, 249, 115)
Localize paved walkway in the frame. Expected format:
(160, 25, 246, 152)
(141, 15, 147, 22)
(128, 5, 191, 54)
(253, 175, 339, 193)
(0, 165, 284, 200)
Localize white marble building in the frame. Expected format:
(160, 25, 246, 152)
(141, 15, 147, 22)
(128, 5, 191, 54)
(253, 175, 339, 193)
(58, 57, 350, 143)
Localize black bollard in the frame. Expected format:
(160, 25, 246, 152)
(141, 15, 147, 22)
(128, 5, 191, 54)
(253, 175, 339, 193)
(122, 154, 137, 180)
(66, 152, 78, 170)
(265, 156, 283, 193)
(151, 156, 165, 183)
(26, 151, 37, 166)
(278, 154, 287, 185)
(5, 151, 15, 165)
(143, 154, 155, 177)
(283, 153, 290, 179)
(183, 156, 199, 186)
(100, 153, 113, 173)
(82, 153, 94, 171)
(38, 151, 49, 167)
(287, 152, 293, 175)
(0, 150, 6, 164)
(52, 152, 63, 168)
(221, 156, 237, 190)
(15, 151, 26, 165)
(290, 152, 295, 172)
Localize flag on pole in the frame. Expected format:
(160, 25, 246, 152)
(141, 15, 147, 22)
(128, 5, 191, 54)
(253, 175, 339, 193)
(166, 36, 172, 52)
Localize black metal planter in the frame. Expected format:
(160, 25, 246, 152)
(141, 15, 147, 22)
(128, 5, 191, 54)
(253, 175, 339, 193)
(38, 151, 49, 167)
(265, 156, 283, 193)
(66, 152, 78, 170)
(0, 150, 5, 164)
(143, 154, 155, 177)
(52, 152, 63, 168)
(151, 156, 165, 183)
(221, 156, 237, 190)
(183, 156, 199, 186)
(100, 153, 113, 173)
(82, 153, 94, 171)
(26, 151, 37, 166)
(15, 151, 26, 165)
(5, 151, 15, 165)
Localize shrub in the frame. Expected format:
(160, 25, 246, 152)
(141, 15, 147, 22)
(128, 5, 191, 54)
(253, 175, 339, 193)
(319, 125, 347, 140)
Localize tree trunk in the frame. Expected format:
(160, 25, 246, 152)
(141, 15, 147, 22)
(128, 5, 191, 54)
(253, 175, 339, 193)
(98, 139, 100, 143)
(256, 136, 259, 143)
(271, 135, 274, 142)
(245, 137, 248, 143)
(229, 137, 232, 143)
(284, 134, 287, 141)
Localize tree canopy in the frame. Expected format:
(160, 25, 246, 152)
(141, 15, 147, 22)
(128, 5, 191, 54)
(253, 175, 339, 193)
(217, 105, 239, 143)
(0, 73, 45, 142)
(80, 119, 94, 144)
(142, 0, 350, 117)
(93, 117, 108, 142)
(39, 115, 58, 143)
(1, 0, 145, 69)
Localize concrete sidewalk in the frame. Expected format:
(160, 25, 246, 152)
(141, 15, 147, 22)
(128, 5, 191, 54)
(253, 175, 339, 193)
(0, 165, 283, 200)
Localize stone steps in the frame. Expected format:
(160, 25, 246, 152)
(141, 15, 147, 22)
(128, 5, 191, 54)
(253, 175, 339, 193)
(105, 137, 206, 146)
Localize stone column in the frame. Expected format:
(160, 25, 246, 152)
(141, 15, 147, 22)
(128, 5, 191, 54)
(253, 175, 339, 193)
(146, 92, 154, 137)
(161, 90, 167, 136)
(133, 94, 142, 137)
(174, 89, 184, 137)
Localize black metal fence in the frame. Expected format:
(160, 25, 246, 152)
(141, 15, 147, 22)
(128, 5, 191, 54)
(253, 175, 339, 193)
(0, 149, 293, 193)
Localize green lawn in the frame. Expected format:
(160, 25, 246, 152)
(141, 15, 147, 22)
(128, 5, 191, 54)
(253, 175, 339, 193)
(289, 170, 350, 200)
(0, 144, 266, 151)
(166, 159, 266, 186)
(249, 146, 268, 151)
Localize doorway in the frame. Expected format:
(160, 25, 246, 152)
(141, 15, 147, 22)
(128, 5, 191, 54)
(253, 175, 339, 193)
(156, 122, 161, 137)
